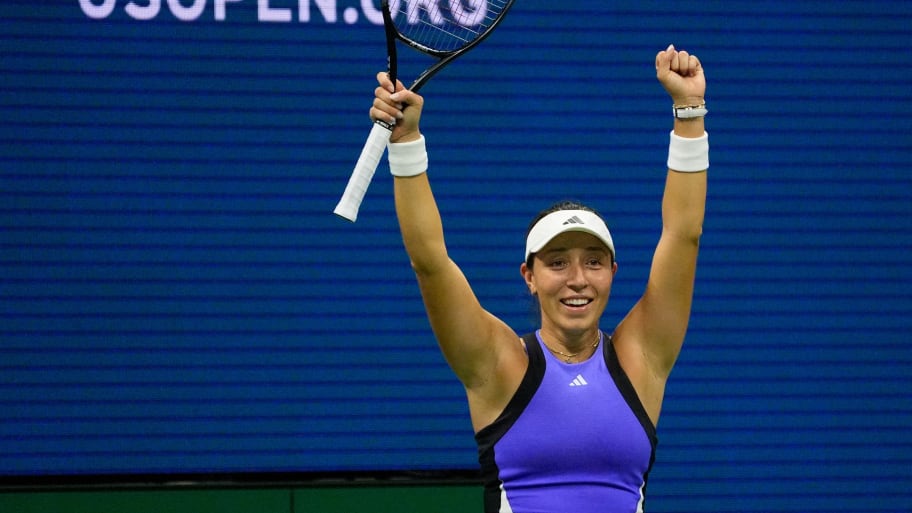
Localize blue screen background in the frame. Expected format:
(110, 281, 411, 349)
(1, 1, 910, 510)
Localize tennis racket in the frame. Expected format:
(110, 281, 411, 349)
(333, 0, 515, 222)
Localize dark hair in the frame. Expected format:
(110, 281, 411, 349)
(524, 200, 609, 269)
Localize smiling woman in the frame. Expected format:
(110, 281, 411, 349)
(521, 218, 617, 362)
(369, 44, 708, 513)
(519, 203, 617, 363)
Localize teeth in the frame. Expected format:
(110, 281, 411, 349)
(563, 298, 589, 306)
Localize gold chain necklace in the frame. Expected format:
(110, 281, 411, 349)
(543, 332, 601, 363)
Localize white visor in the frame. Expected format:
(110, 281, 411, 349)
(524, 210, 615, 262)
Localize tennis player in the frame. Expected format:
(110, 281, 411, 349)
(371, 44, 708, 512)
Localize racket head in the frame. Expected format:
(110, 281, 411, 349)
(387, 0, 515, 91)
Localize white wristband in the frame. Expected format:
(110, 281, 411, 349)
(388, 135, 428, 177)
(667, 131, 709, 172)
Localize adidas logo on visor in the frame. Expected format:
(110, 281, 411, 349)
(562, 215, 585, 226)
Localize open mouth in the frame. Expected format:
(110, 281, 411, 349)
(561, 298, 592, 308)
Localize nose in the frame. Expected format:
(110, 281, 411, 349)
(566, 262, 587, 290)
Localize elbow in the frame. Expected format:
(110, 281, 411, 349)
(664, 220, 703, 246)
(400, 230, 449, 276)
(410, 258, 436, 277)
(688, 223, 704, 244)
(406, 247, 450, 278)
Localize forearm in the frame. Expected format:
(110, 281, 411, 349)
(392, 159, 449, 275)
(664, 116, 707, 240)
(662, 169, 706, 242)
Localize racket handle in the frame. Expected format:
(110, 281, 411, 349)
(334, 121, 393, 222)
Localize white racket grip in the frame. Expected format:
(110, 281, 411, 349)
(334, 121, 393, 222)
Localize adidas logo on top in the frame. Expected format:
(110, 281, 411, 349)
(562, 215, 585, 226)
(569, 374, 588, 387)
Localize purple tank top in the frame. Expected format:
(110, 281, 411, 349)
(475, 331, 657, 513)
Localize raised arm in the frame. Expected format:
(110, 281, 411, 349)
(615, 46, 708, 381)
(371, 73, 520, 394)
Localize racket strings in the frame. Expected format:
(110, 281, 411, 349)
(392, 0, 509, 52)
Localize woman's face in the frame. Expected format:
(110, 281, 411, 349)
(521, 231, 617, 336)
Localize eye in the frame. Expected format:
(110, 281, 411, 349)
(547, 258, 568, 269)
(586, 256, 605, 268)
